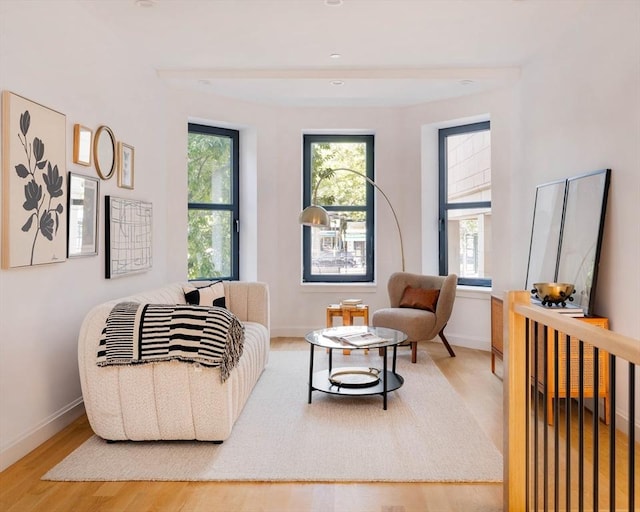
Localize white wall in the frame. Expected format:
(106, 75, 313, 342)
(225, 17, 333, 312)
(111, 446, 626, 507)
(1, 0, 638, 471)
(0, 2, 171, 469)
(512, 2, 640, 432)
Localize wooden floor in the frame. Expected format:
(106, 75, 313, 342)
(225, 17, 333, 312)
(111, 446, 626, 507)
(0, 339, 504, 512)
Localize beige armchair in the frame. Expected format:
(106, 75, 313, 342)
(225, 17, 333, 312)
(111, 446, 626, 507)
(372, 272, 458, 363)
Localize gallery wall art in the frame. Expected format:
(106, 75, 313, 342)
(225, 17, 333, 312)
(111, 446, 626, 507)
(105, 196, 152, 278)
(1, 91, 67, 268)
(67, 172, 99, 258)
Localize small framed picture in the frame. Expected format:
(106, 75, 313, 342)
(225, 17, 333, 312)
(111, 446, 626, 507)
(117, 142, 134, 189)
(67, 172, 99, 257)
(73, 124, 92, 166)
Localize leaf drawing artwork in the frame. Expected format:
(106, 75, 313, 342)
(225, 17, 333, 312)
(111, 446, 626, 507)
(2, 92, 67, 268)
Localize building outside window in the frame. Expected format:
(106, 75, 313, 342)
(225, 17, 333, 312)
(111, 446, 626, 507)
(302, 134, 374, 283)
(439, 121, 491, 286)
(187, 123, 239, 281)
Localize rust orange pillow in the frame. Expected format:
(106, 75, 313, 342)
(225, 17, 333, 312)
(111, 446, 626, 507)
(399, 286, 439, 312)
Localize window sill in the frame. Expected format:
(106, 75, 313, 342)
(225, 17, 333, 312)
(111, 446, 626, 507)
(299, 282, 378, 295)
(456, 284, 492, 300)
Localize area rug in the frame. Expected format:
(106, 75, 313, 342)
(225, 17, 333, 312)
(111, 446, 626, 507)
(43, 350, 503, 482)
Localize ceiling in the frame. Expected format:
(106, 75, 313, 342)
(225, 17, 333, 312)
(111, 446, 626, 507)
(80, 0, 596, 107)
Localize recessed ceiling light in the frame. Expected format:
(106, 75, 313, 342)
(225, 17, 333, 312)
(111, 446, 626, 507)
(330, 53, 341, 59)
(135, 0, 155, 7)
(198, 79, 211, 85)
(325, 0, 343, 6)
(331, 80, 345, 86)
(459, 79, 475, 86)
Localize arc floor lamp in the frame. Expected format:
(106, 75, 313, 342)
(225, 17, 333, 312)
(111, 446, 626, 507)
(298, 167, 405, 272)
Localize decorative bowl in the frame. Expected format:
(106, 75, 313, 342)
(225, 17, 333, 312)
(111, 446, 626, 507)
(531, 282, 576, 307)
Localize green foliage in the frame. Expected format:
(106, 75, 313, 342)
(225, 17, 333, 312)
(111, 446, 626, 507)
(187, 133, 233, 279)
(311, 142, 367, 206)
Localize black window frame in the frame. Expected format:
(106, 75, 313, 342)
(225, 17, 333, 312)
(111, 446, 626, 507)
(187, 122, 240, 281)
(438, 121, 492, 287)
(302, 134, 375, 283)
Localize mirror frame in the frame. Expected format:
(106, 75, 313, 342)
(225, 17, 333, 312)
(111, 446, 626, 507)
(556, 169, 611, 315)
(94, 125, 116, 180)
(525, 178, 567, 291)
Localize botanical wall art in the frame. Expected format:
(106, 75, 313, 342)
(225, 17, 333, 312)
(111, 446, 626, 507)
(1, 91, 67, 268)
(117, 142, 134, 189)
(67, 173, 99, 257)
(105, 196, 152, 278)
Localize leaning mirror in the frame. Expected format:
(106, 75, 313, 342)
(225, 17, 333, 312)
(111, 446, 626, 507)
(94, 125, 116, 180)
(556, 169, 610, 315)
(525, 178, 567, 291)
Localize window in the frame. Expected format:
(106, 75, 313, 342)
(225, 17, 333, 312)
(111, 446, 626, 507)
(439, 121, 491, 286)
(187, 123, 239, 281)
(302, 134, 374, 283)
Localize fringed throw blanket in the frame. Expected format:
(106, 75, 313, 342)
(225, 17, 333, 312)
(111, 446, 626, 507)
(97, 302, 245, 382)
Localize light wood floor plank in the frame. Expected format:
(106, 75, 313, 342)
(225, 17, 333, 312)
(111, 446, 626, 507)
(1, 339, 504, 512)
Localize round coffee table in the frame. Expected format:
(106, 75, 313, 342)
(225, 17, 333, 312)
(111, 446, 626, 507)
(304, 325, 407, 410)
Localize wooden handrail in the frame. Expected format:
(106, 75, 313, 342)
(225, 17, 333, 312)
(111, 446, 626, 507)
(512, 302, 640, 365)
(503, 290, 640, 510)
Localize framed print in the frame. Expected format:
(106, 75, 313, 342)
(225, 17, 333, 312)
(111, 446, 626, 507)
(67, 172, 99, 257)
(105, 196, 152, 278)
(1, 91, 67, 268)
(524, 178, 566, 291)
(556, 169, 610, 315)
(73, 124, 92, 166)
(117, 142, 134, 189)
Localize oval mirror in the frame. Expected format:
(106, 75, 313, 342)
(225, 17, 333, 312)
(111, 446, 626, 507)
(94, 125, 116, 180)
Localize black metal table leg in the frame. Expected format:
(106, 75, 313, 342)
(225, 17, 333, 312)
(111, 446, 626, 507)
(383, 346, 388, 410)
(392, 344, 398, 374)
(308, 343, 314, 403)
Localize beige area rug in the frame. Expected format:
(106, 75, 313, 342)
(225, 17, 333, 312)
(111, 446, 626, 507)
(43, 350, 503, 482)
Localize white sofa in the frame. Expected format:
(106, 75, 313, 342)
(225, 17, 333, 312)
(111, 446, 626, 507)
(78, 281, 270, 442)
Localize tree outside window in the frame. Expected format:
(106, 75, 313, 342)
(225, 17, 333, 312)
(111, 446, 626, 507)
(187, 123, 239, 281)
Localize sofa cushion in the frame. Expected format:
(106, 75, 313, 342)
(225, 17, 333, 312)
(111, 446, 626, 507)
(399, 286, 439, 312)
(183, 281, 226, 308)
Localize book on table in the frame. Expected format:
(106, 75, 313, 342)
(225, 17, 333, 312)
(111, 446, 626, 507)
(325, 328, 385, 346)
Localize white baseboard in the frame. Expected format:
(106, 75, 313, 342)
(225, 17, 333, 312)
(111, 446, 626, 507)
(445, 333, 491, 352)
(0, 398, 85, 472)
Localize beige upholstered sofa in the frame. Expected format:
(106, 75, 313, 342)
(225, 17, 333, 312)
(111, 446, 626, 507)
(78, 281, 270, 442)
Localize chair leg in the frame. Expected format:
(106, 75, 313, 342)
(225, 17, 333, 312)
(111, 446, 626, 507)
(411, 342, 417, 363)
(439, 329, 456, 357)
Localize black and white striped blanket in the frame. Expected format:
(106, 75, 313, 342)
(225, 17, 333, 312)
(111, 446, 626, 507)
(97, 302, 245, 382)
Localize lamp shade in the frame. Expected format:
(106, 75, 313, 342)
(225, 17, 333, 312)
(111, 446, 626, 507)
(299, 205, 330, 227)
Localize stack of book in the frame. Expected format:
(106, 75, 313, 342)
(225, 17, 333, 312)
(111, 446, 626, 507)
(340, 298, 362, 307)
(532, 299, 584, 317)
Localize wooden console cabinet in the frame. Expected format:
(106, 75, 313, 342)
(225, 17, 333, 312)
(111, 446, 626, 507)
(490, 295, 609, 425)
(535, 316, 609, 425)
